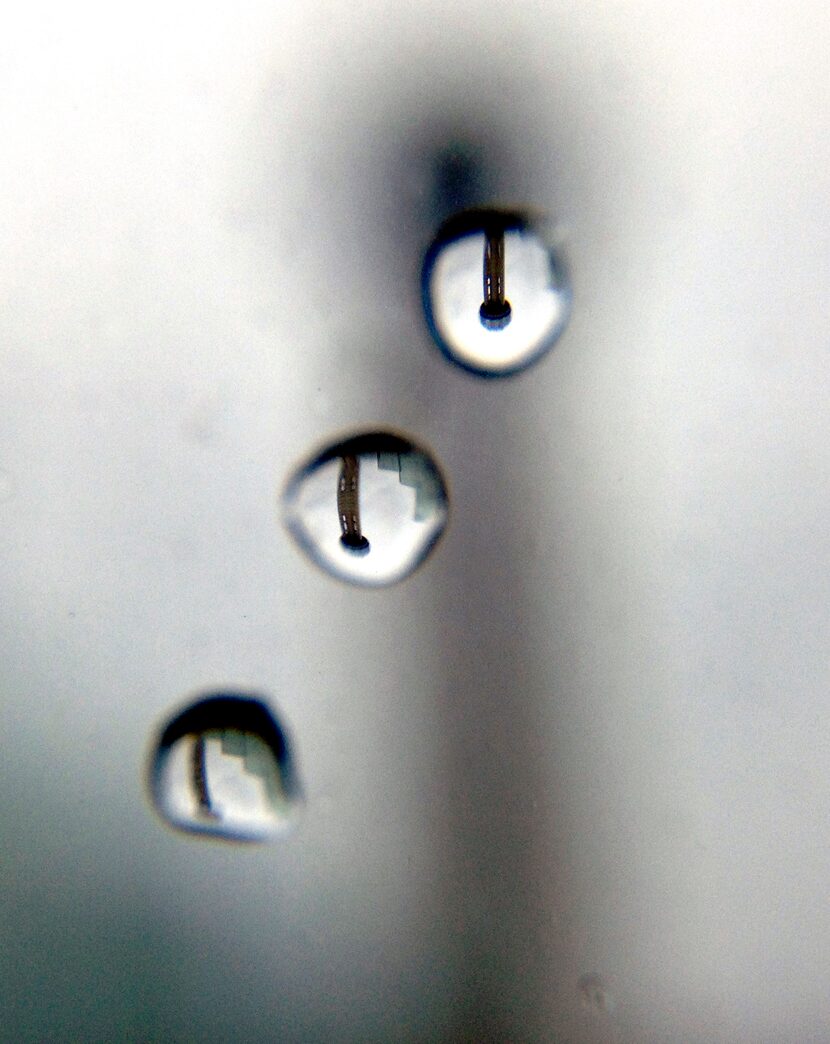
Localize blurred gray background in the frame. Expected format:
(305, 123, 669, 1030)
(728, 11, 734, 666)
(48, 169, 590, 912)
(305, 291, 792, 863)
(1, 1, 828, 1040)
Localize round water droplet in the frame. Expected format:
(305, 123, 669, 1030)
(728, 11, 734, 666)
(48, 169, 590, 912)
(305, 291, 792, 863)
(283, 431, 449, 587)
(578, 973, 614, 1014)
(149, 694, 301, 842)
(422, 209, 571, 376)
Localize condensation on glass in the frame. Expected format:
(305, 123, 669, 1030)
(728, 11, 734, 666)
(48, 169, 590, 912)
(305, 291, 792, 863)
(283, 431, 449, 587)
(422, 208, 571, 376)
(149, 694, 302, 842)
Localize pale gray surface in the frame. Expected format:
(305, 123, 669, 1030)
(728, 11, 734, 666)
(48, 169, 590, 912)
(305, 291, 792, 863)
(1, 2, 828, 1041)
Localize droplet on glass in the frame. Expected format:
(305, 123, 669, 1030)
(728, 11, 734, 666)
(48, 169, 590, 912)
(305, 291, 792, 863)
(149, 694, 301, 842)
(283, 431, 449, 587)
(578, 973, 614, 1014)
(422, 209, 571, 376)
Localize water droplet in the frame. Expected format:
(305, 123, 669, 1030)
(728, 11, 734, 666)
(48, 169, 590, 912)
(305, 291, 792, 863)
(422, 209, 571, 376)
(149, 694, 301, 842)
(283, 431, 449, 587)
(578, 973, 614, 1014)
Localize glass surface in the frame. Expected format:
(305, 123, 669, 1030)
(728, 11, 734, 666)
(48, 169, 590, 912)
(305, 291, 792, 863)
(2, 5, 827, 1041)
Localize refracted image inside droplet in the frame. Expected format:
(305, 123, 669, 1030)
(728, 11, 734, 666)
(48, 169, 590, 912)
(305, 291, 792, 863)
(284, 432, 449, 587)
(149, 694, 301, 842)
(422, 209, 571, 376)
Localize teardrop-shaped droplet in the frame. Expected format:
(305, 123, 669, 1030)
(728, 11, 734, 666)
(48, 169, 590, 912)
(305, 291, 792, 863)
(283, 431, 449, 587)
(422, 209, 571, 376)
(149, 694, 301, 842)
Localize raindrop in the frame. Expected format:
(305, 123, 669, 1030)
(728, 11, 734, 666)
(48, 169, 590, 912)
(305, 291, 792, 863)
(578, 973, 614, 1014)
(149, 694, 301, 842)
(283, 431, 449, 587)
(422, 209, 571, 376)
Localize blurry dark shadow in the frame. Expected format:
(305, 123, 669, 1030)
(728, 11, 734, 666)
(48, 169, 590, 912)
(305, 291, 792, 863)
(388, 137, 572, 1039)
(241, 44, 614, 1039)
(426, 395, 567, 1041)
